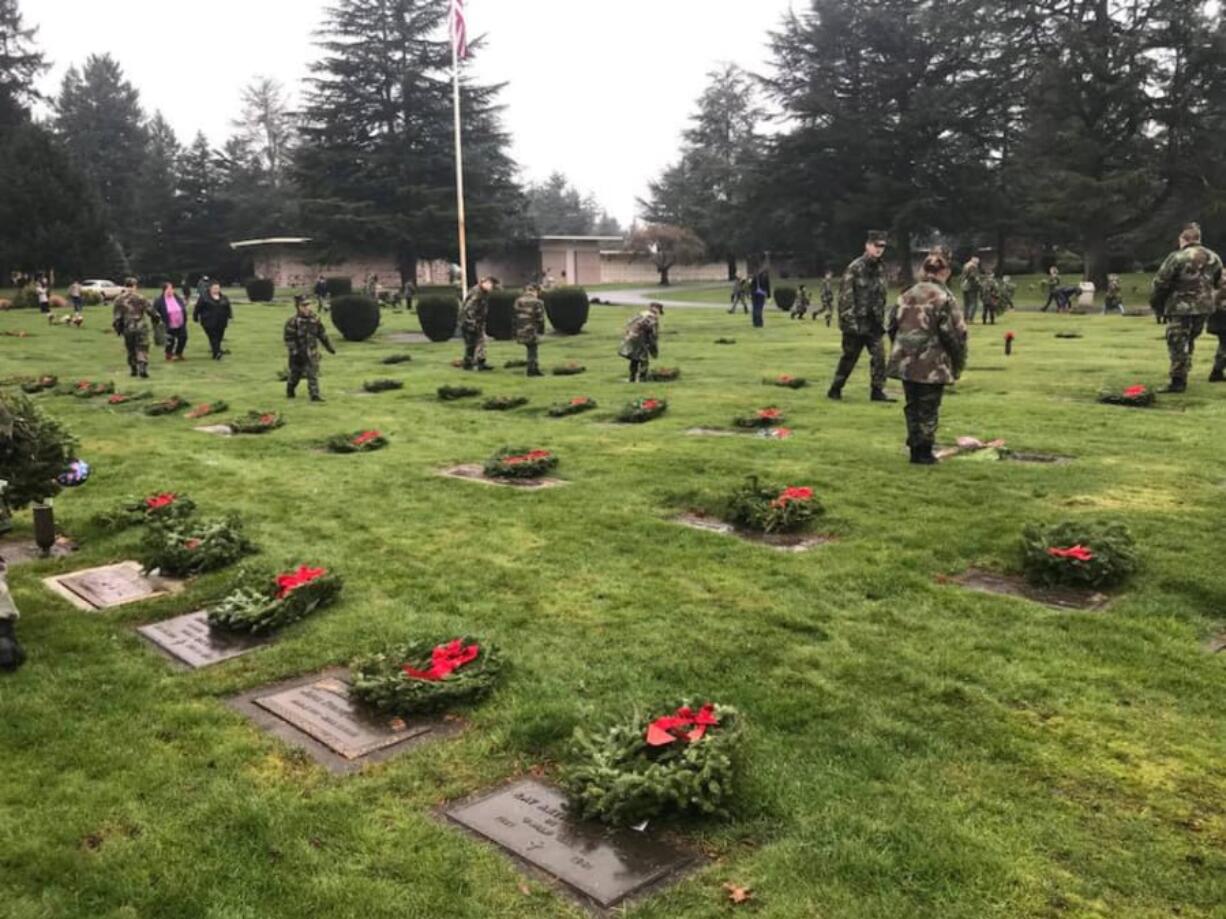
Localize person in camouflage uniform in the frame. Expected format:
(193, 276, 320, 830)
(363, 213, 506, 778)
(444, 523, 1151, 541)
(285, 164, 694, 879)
(887, 246, 969, 465)
(459, 277, 497, 371)
(1041, 265, 1060, 312)
(1209, 284, 1226, 382)
(1103, 274, 1125, 315)
(789, 284, 812, 319)
(513, 284, 546, 377)
(284, 295, 336, 402)
(960, 256, 981, 322)
(828, 230, 895, 402)
(980, 270, 1001, 325)
(1000, 275, 1016, 312)
(1150, 223, 1224, 392)
(111, 278, 161, 378)
(814, 270, 835, 324)
(727, 276, 749, 314)
(618, 302, 663, 382)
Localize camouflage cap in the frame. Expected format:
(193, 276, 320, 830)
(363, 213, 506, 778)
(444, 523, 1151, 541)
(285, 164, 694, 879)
(867, 229, 889, 245)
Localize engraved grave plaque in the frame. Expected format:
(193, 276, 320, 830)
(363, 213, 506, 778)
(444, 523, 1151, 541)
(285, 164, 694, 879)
(254, 676, 431, 760)
(446, 779, 696, 909)
(439, 464, 566, 490)
(950, 569, 1110, 612)
(138, 610, 264, 668)
(44, 561, 176, 611)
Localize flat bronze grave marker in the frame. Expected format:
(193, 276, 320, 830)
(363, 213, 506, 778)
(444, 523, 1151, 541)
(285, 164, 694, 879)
(44, 561, 181, 612)
(137, 610, 265, 669)
(0, 535, 77, 566)
(228, 669, 448, 774)
(674, 513, 833, 553)
(445, 778, 697, 911)
(193, 424, 233, 437)
(949, 568, 1110, 612)
(438, 464, 566, 491)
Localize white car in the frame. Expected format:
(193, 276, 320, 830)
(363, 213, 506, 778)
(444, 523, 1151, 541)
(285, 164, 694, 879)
(81, 279, 124, 301)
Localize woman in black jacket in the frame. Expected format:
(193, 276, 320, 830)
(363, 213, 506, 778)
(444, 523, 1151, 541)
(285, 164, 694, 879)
(193, 281, 233, 360)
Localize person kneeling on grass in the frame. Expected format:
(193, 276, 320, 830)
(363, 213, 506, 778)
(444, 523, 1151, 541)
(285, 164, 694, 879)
(887, 246, 968, 465)
(285, 295, 336, 402)
(618, 302, 663, 382)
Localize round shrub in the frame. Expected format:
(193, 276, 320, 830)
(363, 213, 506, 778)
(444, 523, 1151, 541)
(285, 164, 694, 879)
(82, 289, 103, 306)
(416, 284, 461, 298)
(774, 285, 797, 311)
(244, 278, 275, 302)
(417, 294, 460, 343)
(330, 294, 381, 342)
(11, 286, 38, 310)
(486, 288, 520, 341)
(324, 277, 353, 298)
(543, 286, 590, 335)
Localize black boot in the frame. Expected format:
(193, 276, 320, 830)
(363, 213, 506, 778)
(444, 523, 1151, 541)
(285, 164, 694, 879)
(129, 364, 138, 377)
(871, 387, 897, 403)
(1209, 365, 1225, 383)
(827, 381, 844, 401)
(527, 366, 544, 377)
(0, 619, 25, 672)
(1161, 377, 1187, 394)
(476, 362, 494, 372)
(138, 363, 149, 378)
(910, 443, 938, 465)
(286, 385, 296, 399)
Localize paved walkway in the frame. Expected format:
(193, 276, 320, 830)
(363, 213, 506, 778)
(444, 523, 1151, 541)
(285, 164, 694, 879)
(596, 285, 726, 310)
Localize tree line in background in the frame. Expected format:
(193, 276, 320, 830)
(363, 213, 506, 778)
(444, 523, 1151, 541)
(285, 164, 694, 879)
(642, 0, 1226, 286)
(0, 0, 619, 286)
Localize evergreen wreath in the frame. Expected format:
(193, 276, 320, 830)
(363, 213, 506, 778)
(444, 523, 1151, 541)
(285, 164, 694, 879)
(325, 430, 388, 453)
(206, 565, 343, 634)
(19, 375, 57, 394)
(714, 338, 737, 345)
(768, 374, 808, 389)
(229, 411, 284, 434)
(503, 359, 528, 369)
(733, 407, 786, 429)
(380, 353, 413, 365)
(1021, 520, 1139, 589)
(559, 701, 742, 827)
(551, 362, 587, 376)
(616, 396, 668, 423)
(644, 367, 681, 382)
(66, 380, 115, 398)
(548, 396, 597, 417)
(145, 396, 189, 416)
(107, 390, 153, 405)
(724, 475, 822, 534)
(349, 636, 503, 715)
(140, 515, 258, 577)
(93, 492, 197, 530)
(438, 385, 482, 401)
(1097, 384, 1154, 407)
(185, 401, 229, 420)
(363, 378, 404, 393)
(482, 395, 528, 411)
(483, 446, 558, 479)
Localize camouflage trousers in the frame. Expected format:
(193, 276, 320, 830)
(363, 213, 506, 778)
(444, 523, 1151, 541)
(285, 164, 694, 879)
(963, 292, 979, 322)
(287, 353, 321, 399)
(903, 380, 945, 448)
(0, 564, 18, 622)
(981, 302, 998, 324)
(523, 342, 539, 374)
(462, 327, 487, 368)
(123, 329, 150, 368)
(833, 332, 887, 390)
(1165, 315, 1206, 380)
(1212, 334, 1226, 376)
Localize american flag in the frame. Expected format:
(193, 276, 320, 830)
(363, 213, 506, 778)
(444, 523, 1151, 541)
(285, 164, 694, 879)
(450, 0, 468, 61)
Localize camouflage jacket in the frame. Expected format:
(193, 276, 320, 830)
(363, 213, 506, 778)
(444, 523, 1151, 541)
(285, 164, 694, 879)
(886, 278, 968, 384)
(837, 255, 887, 335)
(820, 279, 834, 307)
(1105, 278, 1122, 300)
(960, 264, 981, 295)
(513, 294, 545, 345)
(1001, 280, 1016, 308)
(981, 276, 1001, 307)
(284, 312, 334, 359)
(1045, 272, 1061, 292)
(1150, 244, 1223, 317)
(617, 310, 659, 361)
(460, 286, 489, 332)
(112, 291, 158, 335)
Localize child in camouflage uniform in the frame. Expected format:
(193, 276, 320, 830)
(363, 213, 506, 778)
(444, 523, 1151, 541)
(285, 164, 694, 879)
(460, 277, 497, 371)
(1103, 274, 1125, 315)
(618, 302, 663, 382)
(111, 278, 161, 378)
(513, 284, 546, 377)
(284, 295, 336, 402)
(790, 285, 812, 319)
(814, 271, 835, 324)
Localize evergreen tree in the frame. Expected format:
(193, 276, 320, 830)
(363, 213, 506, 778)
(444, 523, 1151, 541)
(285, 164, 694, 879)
(53, 55, 148, 259)
(295, 0, 525, 284)
(177, 133, 233, 279)
(525, 172, 619, 236)
(0, 0, 45, 127)
(133, 112, 184, 278)
(233, 76, 296, 191)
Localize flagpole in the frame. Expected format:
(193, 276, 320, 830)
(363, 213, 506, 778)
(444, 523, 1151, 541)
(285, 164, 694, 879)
(451, 29, 469, 299)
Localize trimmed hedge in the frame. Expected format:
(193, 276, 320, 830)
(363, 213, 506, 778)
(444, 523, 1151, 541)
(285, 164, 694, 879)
(245, 278, 275, 302)
(543, 286, 590, 335)
(11, 287, 38, 310)
(324, 277, 352, 298)
(330, 294, 381, 342)
(774, 286, 797, 311)
(417, 293, 460, 342)
(486, 288, 520, 341)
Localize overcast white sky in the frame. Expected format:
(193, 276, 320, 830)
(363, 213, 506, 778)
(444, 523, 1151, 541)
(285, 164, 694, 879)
(27, 0, 795, 227)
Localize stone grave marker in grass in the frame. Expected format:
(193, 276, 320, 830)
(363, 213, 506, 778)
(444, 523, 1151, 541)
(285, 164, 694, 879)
(943, 569, 1111, 612)
(0, 534, 77, 565)
(227, 669, 451, 774)
(137, 610, 267, 669)
(438, 464, 566, 491)
(444, 778, 698, 912)
(673, 511, 834, 553)
(44, 561, 183, 612)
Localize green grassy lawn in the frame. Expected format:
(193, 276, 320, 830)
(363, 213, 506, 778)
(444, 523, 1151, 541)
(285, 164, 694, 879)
(0, 301, 1223, 919)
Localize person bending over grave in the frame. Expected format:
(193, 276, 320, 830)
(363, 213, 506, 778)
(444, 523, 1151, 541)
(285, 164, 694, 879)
(513, 284, 546, 377)
(284, 295, 336, 402)
(790, 284, 812, 319)
(1150, 222, 1223, 393)
(829, 230, 896, 403)
(111, 278, 161, 378)
(887, 246, 968, 465)
(619, 302, 663, 382)
(460, 277, 498, 371)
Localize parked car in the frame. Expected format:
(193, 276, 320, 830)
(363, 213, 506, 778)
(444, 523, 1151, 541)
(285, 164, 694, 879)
(81, 279, 124, 301)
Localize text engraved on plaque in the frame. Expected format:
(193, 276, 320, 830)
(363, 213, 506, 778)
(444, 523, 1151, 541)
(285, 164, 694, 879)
(137, 611, 263, 668)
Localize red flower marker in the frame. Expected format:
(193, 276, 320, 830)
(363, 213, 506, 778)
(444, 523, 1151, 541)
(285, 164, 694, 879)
(145, 493, 177, 510)
(757, 407, 783, 420)
(1123, 385, 1148, 398)
(402, 639, 481, 682)
(1047, 545, 1094, 562)
(352, 430, 382, 447)
(275, 565, 328, 599)
(771, 486, 814, 508)
(645, 703, 719, 746)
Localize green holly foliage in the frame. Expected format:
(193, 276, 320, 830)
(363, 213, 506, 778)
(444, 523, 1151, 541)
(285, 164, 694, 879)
(349, 636, 503, 715)
(1021, 520, 1139, 589)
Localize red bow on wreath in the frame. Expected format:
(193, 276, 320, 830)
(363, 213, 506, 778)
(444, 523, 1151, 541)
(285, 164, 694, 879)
(352, 430, 382, 446)
(402, 639, 480, 682)
(276, 565, 328, 599)
(645, 703, 719, 747)
(1123, 385, 1148, 398)
(145, 493, 176, 510)
(1047, 545, 1094, 562)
